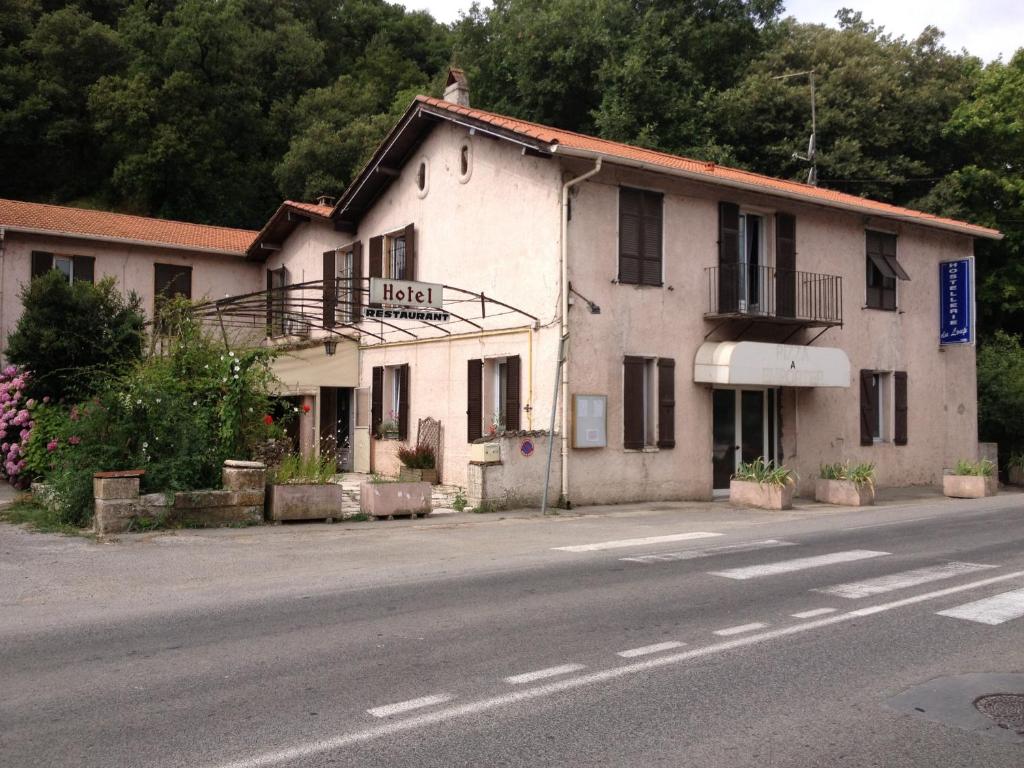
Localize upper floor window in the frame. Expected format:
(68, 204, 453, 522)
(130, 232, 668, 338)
(336, 248, 354, 323)
(865, 230, 909, 311)
(387, 233, 407, 279)
(618, 187, 663, 286)
(31, 251, 94, 283)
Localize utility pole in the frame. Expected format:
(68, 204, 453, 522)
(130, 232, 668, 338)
(774, 70, 818, 186)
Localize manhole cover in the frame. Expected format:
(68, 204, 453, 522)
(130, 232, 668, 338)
(974, 694, 1024, 733)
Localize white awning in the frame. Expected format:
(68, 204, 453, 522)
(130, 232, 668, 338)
(694, 341, 850, 388)
(270, 340, 359, 395)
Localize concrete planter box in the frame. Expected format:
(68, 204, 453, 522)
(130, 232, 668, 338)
(943, 474, 997, 499)
(360, 481, 432, 519)
(266, 483, 344, 522)
(815, 478, 875, 507)
(729, 479, 794, 510)
(398, 467, 438, 484)
(1008, 466, 1024, 487)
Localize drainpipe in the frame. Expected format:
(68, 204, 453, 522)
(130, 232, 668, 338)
(555, 158, 601, 508)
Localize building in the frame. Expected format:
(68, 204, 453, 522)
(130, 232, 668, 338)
(148, 73, 1010, 504)
(0, 198, 261, 354)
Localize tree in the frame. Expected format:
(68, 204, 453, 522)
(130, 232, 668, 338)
(976, 331, 1024, 461)
(5, 273, 145, 401)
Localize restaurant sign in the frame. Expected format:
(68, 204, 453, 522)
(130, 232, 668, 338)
(939, 258, 974, 346)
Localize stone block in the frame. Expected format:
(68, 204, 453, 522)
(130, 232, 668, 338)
(729, 479, 794, 510)
(230, 490, 266, 508)
(93, 475, 141, 501)
(267, 483, 343, 522)
(943, 474, 997, 499)
(94, 499, 136, 535)
(174, 490, 233, 509)
(222, 461, 266, 491)
(360, 481, 432, 518)
(814, 478, 874, 507)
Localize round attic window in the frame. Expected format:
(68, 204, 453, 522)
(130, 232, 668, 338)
(458, 141, 473, 183)
(415, 158, 429, 198)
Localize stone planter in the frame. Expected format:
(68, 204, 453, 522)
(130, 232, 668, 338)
(360, 480, 432, 519)
(266, 483, 344, 523)
(943, 474, 997, 499)
(815, 478, 875, 507)
(398, 467, 438, 485)
(729, 479, 794, 510)
(1008, 465, 1024, 487)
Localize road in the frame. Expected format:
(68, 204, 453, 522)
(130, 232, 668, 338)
(3, 492, 1024, 767)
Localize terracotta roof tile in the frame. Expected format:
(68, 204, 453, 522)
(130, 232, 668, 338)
(416, 96, 1001, 240)
(283, 200, 334, 218)
(0, 198, 257, 254)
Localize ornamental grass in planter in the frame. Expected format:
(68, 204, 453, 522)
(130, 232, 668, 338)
(266, 453, 343, 522)
(943, 459, 997, 499)
(815, 462, 875, 506)
(397, 443, 438, 485)
(1007, 454, 1024, 487)
(730, 458, 795, 510)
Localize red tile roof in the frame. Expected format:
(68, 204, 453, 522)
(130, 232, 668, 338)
(0, 198, 257, 254)
(282, 200, 334, 218)
(416, 96, 1001, 240)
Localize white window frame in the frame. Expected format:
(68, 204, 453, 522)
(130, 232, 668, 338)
(54, 254, 74, 282)
(336, 246, 354, 324)
(624, 355, 660, 450)
(384, 232, 407, 280)
(871, 371, 892, 442)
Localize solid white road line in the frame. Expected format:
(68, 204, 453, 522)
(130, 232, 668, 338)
(619, 539, 795, 564)
(791, 608, 837, 619)
(366, 694, 454, 718)
(936, 587, 1024, 625)
(714, 622, 768, 636)
(616, 641, 685, 658)
(209, 570, 1024, 768)
(554, 532, 722, 553)
(814, 561, 997, 599)
(843, 516, 937, 531)
(709, 550, 890, 580)
(504, 664, 586, 685)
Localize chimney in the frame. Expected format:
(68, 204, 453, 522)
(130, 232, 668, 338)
(317, 195, 336, 207)
(443, 68, 470, 107)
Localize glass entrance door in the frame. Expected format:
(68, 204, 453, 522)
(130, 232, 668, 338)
(713, 388, 779, 491)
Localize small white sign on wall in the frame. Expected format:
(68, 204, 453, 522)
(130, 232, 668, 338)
(572, 394, 607, 449)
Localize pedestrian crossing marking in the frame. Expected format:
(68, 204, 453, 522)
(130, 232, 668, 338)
(936, 587, 1024, 625)
(619, 539, 795, 564)
(709, 550, 889, 580)
(814, 561, 997, 599)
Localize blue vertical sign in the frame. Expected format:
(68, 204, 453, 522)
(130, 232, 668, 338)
(939, 258, 974, 345)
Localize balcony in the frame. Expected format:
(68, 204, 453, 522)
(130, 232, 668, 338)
(704, 265, 843, 328)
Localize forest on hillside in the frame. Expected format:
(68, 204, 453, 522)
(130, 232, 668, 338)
(1, 1, 1022, 344)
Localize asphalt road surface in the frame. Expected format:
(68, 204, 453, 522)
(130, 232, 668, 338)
(3, 493, 1024, 767)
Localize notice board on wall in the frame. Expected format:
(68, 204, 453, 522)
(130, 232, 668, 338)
(572, 394, 607, 448)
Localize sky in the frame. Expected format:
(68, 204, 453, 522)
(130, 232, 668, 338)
(400, 0, 1022, 62)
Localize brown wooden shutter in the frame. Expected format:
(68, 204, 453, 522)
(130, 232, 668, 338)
(775, 213, 796, 318)
(504, 355, 521, 432)
(894, 371, 908, 445)
(319, 387, 338, 457)
(640, 191, 663, 286)
(371, 366, 384, 437)
(718, 202, 740, 313)
(266, 268, 274, 333)
(860, 369, 875, 446)
(403, 223, 416, 281)
(322, 250, 336, 329)
(369, 236, 383, 308)
(623, 356, 645, 449)
(397, 364, 410, 441)
(31, 251, 53, 278)
(467, 358, 483, 442)
(657, 358, 675, 449)
(350, 241, 363, 318)
(72, 255, 95, 283)
(618, 188, 642, 284)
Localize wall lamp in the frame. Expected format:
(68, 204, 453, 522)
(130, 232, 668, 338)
(569, 283, 601, 315)
(323, 338, 338, 356)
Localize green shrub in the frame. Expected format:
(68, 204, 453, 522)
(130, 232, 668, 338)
(733, 457, 794, 486)
(269, 453, 335, 484)
(22, 402, 67, 478)
(977, 332, 1024, 464)
(953, 459, 995, 477)
(819, 461, 875, 487)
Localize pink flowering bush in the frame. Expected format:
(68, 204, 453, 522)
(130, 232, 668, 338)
(0, 365, 33, 488)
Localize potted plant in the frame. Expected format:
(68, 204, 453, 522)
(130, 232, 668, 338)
(360, 473, 432, 519)
(943, 459, 997, 499)
(397, 443, 438, 484)
(1007, 454, 1024, 486)
(730, 457, 795, 510)
(377, 410, 399, 440)
(815, 462, 875, 506)
(265, 453, 344, 522)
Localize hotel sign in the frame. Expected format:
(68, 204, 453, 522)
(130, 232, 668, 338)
(369, 277, 443, 308)
(939, 258, 974, 346)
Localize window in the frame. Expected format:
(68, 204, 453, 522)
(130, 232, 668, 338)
(738, 212, 764, 309)
(865, 230, 909, 310)
(371, 364, 409, 440)
(467, 356, 521, 440)
(368, 227, 415, 293)
(860, 369, 908, 445)
(30, 251, 94, 283)
(415, 159, 429, 197)
(267, 266, 287, 337)
(623, 356, 675, 449)
(154, 263, 192, 327)
(387, 234, 407, 279)
(618, 187, 663, 286)
(336, 248, 354, 323)
(458, 141, 473, 183)
(871, 372, 889, 441)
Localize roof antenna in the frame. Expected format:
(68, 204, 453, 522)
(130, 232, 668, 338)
(773, 70, 818, 186)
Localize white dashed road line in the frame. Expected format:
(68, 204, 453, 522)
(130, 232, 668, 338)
(709, 550, 890, 580)
(620, 539, 795, 564)
(616, 641, 685, 658)
(936, 587, 1024, 625)
(553, 532, 722, 553)
(504, 663, 586, 685)
(366, 694, 454, 718)
(814, 561, 997, 599)
(791, 608, 837, 619)
(714, 622, 768, 636)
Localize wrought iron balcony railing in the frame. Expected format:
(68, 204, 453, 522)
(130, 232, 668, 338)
(705, 265, 843, 327)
